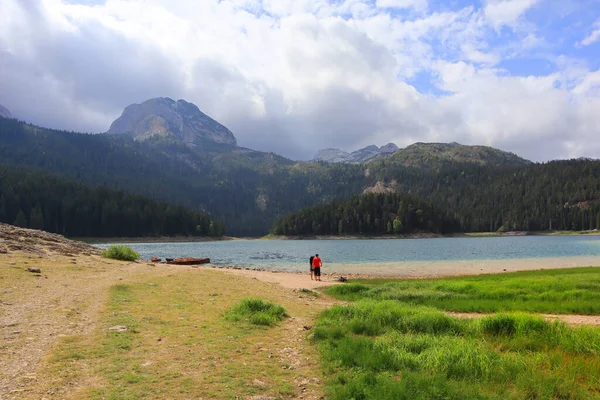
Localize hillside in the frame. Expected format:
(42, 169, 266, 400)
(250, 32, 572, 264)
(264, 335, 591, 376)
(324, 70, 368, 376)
(0, 163, 224, 237)
(385, 142, 531, 168)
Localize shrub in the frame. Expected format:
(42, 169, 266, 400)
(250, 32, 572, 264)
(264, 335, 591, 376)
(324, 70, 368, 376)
(101, 245, 140, 261)
(225, 298, 288, 326)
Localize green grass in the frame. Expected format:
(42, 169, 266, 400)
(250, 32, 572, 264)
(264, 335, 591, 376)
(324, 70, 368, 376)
(313, 300, 600, 399)
(326, 267, 600, 314)
(101, 245, 140, 261)
(225, 298, 288, 326)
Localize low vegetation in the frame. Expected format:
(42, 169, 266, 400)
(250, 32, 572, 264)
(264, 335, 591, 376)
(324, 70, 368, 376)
(326, 267, 600, 314)
(225, 298, 288, 326)
(315, 267, 600, 398)
(101, 245, 140, 261)
(313, 300, 600, 399)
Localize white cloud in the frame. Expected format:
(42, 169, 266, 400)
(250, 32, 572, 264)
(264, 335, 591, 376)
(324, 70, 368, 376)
(375, 0, 428, 12)
(483, 0, 540, 29)
(579, 20, 600, 46)
(0, 0, 599, 162)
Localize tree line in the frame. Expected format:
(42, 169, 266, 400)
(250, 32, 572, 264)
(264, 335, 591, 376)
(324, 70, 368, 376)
(271, 193, 461, 236)
(0, 164, 225, 237)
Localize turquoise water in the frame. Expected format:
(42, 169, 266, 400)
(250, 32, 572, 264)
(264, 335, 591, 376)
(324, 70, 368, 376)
(95, 236, 600, 272)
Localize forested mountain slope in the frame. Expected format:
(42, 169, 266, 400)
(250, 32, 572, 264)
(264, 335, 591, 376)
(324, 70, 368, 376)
(272, 193, 461, 236)
(2, 116, 599, 236)
(0, 118, 364, 235)
(0, 163, 224, 237)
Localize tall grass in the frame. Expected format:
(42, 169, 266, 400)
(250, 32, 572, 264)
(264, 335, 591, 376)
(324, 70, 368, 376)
(313, 300, 600, 399)
(225, 298, 288, 326)
(326, 267, 600, 314)
(101, 245, 140, 261)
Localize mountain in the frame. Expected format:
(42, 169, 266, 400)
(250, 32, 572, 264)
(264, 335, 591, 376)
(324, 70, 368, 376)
(107, 97, 237, 149)
(313, 148, 352, 163)
(3, 100, 599, 237)
(386, 142, 531, 168)
(0, 105, 12, 119)
(313, 143, 400, 163)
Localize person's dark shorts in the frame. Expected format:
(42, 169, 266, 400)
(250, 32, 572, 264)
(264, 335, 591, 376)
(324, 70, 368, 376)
(310, 266, 314, 272)
(313, 267, 321, 277)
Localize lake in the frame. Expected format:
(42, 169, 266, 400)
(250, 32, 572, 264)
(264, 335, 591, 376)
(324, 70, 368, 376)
(94, 235, 600, 275)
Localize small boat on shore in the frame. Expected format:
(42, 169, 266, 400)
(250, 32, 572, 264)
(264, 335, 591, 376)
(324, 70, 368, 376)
(165, 257, 210, 265)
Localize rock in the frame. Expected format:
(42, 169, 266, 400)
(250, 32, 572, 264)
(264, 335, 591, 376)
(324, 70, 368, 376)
(0, 246, 8, 254)
(0, 223, 100, 256)
(150, 257, 161, 262)
(108, 325, 128, 332)
(338, 276, 347, 282)
(166, 257, 210, 265)
(0, 104, 12, 119)
(27, 268, 41, 273)
(252, 379, 266, 387)
(313, 143, 399, 163)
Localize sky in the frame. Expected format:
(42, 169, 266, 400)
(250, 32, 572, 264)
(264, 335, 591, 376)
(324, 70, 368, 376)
(0, 0, 599, 161)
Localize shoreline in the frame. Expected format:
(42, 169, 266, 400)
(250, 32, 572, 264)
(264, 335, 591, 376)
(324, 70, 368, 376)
(267, 230, 600, 240)
(201, 255, 600, 279)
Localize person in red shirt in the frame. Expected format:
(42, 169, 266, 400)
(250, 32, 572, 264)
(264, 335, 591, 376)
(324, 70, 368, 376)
(312, 254, 322, 281)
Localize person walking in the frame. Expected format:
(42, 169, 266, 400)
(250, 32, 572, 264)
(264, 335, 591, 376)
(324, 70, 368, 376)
(312, 254, 322, 281)
(309, 255, 315, 280)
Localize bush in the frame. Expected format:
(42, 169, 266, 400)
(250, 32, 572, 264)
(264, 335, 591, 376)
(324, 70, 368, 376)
(101, 245, 140, 261)
(225, 298, 288, 326)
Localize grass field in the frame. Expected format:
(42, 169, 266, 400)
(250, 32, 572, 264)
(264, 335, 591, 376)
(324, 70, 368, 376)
(326, 267, 600, 314)
(315, 267, 600, 399)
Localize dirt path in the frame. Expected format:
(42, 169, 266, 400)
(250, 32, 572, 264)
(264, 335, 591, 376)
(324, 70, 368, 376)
(0, 252, 182, 399)
(446, 311, 600, 326)
(220, 268, 344, 290)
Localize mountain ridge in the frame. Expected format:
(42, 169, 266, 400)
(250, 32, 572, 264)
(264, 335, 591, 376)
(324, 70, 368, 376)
(314, 143, 399, 163)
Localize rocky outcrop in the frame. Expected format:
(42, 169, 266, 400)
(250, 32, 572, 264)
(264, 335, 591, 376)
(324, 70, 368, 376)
(313, 148, 351, 163)
(313, 143, 399, 163)
(107, 97, 237, 148)
(379, 143, 399, 153)
(0, 105, 12, 119)
(0, 223, 100, 256)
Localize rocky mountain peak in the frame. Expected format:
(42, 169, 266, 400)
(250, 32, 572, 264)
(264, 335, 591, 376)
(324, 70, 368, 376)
(107, 97, 237, 148)
(0, 105, 12, 119)
(380, 143, 399, 153)
(313, 143, 399, 163)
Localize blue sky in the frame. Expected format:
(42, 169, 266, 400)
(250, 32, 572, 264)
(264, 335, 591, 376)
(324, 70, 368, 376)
(0, 0, 599, 161)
